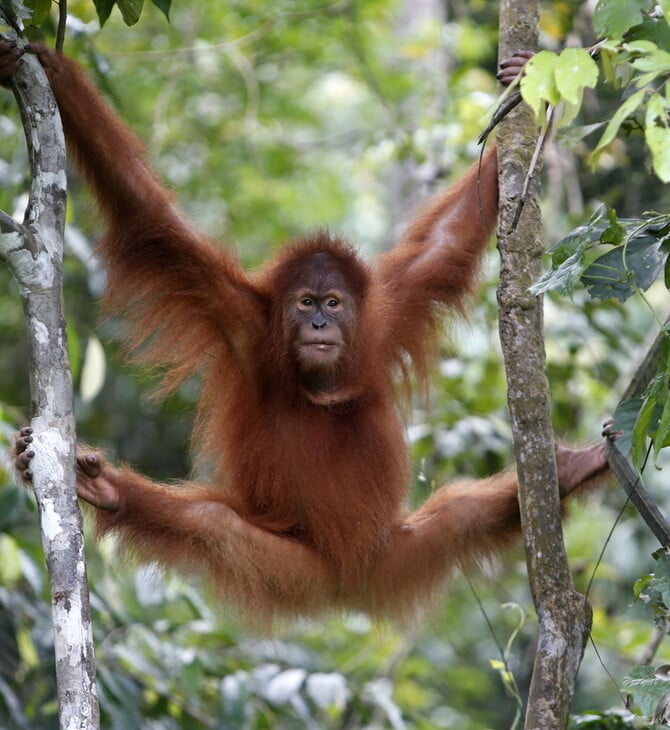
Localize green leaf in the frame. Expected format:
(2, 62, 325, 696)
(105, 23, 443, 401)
(626, 40, 670, 73)
(633, 573, 653, 601)
(117, 0, 144, 25)
(591, 87, 647, 162)
(653, 381, 670, 460)
(612, 397, 644, 457)
(625, 14, 670, 48)
(0, 534, 21, 585)
(93, 0, 115, 26)
(554, 48, 599, 106)
(520, 50, 560, 123)
(150, 0, 170, 20)
(581, 235, 666, 302)
(630, 363, 670, 470)
(594, 0, 649, 39)
(601, 208, 625, 245)
(531, 210, 610, 295)
(531, 252, 583, 295)
(599, 47, 619, 86)
(646, 94, 670, 182)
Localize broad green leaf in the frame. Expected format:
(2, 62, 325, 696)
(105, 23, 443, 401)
(531, 209, 611, 295)
(622, 664, 666, 719)
(613, 398, 644, 457)
(520, 51, 560, 123)
(530, 251, 583, 295)
(581, 235, 666, 301)
(646, 94, 670, 182)
(594, 0, 649, 38)
(93, 0, 115, 26)
(117, 0, 144, 25)
(625, 14, 670, 48)
(554, 48, 599, 106)
(629, 44, 670, 75)
(625, 39, 667, 56)
(633, 69, 668, 88)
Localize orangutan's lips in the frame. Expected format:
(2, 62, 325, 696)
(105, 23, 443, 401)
(302, 341, 337, 348)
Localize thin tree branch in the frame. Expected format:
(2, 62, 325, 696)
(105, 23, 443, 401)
(0, 23, 99, 730)
(56, 0, 67, 52)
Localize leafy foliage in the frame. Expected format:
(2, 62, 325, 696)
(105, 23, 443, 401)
(92, 0, 170, 26)
(524, 0, 670, 478)
(521, 48, 598, 128)
(619, 550, 670, 725)
(520, 1, 670, 181)
(531, 208, 670, 302)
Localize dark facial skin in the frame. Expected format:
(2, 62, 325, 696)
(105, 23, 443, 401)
(286, 263, 357, 391)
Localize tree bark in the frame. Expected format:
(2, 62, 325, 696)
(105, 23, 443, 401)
(0, 31, 100, 730)
(495, 4, 591, 729)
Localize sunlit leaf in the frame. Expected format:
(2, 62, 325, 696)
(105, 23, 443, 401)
(0, 533, 21, 584)
(626, 40, 670, 73)
(554, 48, 599, 106)
(520, 50, 560, 123)
(646, 94, 670, 182)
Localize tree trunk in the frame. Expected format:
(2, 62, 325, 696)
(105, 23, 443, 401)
(495, 4, 591, 728)
(0, 31, 100, 730)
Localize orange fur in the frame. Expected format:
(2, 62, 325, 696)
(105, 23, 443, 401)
(28, 46, 609, 626)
